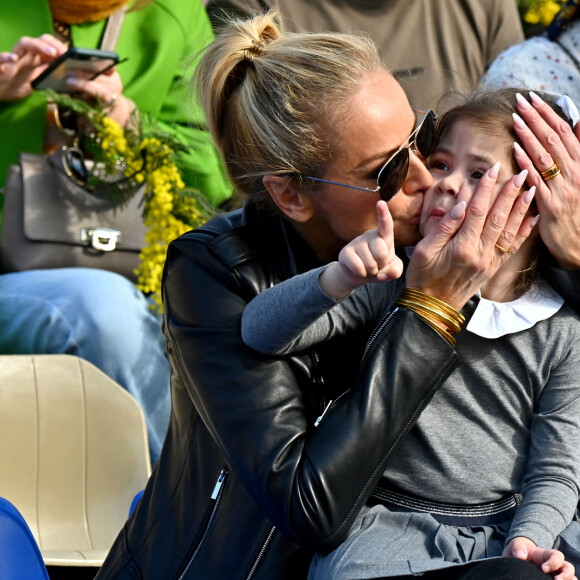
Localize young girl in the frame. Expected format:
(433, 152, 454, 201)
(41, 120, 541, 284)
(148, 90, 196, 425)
(241, 89, 580, 579)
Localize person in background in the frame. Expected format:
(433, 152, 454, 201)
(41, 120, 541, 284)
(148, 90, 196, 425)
(481, 0, 580, 106)
(241, 88, 580, 580)
(205, 0, 524, 112)
(0, 0, 232, 464)
(95, 12, 573, 579)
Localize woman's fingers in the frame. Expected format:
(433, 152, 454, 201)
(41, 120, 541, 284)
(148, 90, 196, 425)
(514, 91, 580, 182)
(451, 162, 501, 249)
(495, 187, 538, 255)
(11, 34, 67, 60)
(514, 92, 580, 268)
(479, 169, 530, 252)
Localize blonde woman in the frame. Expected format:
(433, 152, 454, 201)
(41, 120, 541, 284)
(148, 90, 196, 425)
(99, 12, 580, 580)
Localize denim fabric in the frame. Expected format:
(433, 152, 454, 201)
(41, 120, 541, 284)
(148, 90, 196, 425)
(0, 268, 170, 464)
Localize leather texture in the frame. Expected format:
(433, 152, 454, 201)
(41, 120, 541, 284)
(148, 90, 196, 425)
(97, 201, 459, 580)
(0, 152, 146, 282)
(0, 354, 151, 567)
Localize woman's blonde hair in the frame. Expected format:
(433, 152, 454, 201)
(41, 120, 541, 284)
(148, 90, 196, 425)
(194, 10, 384, 206)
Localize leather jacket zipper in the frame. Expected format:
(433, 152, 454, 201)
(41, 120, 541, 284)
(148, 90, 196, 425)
(360, 307, 399, 366)
(314, 308, 400, 428)
(177, 468, 228, 580)
(313, 387, 351, 427)
(245, 525, 276, 580)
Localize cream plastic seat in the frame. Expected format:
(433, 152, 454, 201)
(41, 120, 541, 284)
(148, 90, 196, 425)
(0, 354, 152, 567)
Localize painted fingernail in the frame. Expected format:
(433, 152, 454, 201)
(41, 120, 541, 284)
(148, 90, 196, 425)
(513, 142, 524, 155)
(516, 92, 531, 110)
(524, 185, 536, 204)
(66, 77, 80, 87)
(530, 91, 545, 106)
(44, 46, 57, 56)
(449, 201, 466, 220)
(531, 214, 540, 227)
(513, 113, 526, 129)
(514, 169, 528, 188)
(488, 161, 501, 179)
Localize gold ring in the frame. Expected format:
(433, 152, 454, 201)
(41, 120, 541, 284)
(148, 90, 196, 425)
(540, 163, 560, 181)
(495, 243, 510, 254)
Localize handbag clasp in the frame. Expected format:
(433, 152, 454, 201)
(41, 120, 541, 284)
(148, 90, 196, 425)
(80, 227, 122, 252)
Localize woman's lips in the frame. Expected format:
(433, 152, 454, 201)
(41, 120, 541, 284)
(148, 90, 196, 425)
(410, 207, 423, 224)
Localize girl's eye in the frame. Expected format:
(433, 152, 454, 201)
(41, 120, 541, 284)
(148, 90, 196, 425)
(469, 168, 486, 180)
(429, 159, 449, 172)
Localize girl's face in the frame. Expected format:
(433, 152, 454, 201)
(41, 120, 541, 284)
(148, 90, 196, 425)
(305, 70, 433, 256)
(420, 120, 514, 237)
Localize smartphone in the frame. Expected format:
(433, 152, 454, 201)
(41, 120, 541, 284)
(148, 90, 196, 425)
(32, 47, 119, 92)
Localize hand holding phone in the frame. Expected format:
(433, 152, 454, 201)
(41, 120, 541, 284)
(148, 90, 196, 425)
(31, 47, 120, 93)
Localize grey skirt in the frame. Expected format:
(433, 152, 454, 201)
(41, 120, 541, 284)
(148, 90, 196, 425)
(308, 504, 580, 579)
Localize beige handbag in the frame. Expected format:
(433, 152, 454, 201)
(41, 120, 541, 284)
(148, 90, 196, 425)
(0, 149, 146, 281)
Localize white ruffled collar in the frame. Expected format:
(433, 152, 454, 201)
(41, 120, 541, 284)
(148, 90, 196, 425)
(403, 246, 564, 338)
(467, 283, 564, 339)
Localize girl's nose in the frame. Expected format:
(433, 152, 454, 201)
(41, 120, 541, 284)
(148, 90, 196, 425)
(436, 172, 462, 197)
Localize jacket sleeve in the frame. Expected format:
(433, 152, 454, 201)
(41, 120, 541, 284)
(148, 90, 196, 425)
(162, 234, 459, 551)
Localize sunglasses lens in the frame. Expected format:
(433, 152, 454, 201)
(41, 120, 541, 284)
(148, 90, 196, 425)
(65, 149, 89, 183)
(377, 148, 409, 202)
(415, 110, 436, 158)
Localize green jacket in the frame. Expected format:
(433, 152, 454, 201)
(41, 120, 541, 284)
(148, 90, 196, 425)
(0, 0, 232, 218)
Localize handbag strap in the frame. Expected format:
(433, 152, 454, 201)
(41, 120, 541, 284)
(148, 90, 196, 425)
(100, 7, 126, 51)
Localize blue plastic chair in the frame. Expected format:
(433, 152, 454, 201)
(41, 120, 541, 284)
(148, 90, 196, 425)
(0, 497, 49, 580)
(129, 490, 144, 517)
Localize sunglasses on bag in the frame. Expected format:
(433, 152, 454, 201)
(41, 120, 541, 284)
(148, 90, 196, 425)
(302, 109, 437, 202)
(55, 146, 146, 196)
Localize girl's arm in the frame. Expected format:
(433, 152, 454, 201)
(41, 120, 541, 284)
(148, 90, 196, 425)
(506, 312, 580, 549)
(241, 201, 404, 354)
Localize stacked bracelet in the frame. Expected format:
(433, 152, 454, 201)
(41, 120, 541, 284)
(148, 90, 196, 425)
(396, 288, 465, 347)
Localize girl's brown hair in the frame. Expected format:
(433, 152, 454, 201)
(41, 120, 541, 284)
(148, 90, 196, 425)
(435, 88, 572, 296)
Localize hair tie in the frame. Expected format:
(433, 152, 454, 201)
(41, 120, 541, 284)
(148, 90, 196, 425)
(243, 36, 268, 62)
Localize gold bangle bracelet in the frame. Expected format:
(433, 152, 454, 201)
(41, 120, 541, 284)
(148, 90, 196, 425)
(397, 302, 456, 347)
(396, 287, 465, 347)
(397, 298, 462, 334)
(403, 288, 465, 325)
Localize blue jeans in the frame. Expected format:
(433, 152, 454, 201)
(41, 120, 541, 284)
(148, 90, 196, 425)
(0, 268, 171, 465)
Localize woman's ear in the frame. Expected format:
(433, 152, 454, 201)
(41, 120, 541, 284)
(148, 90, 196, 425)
(263, 175, 315, 222)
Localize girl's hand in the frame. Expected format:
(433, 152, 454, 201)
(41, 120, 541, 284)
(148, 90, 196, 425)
(405, 164, 536, 312)
(503, 537, 577, 580)
(66, 69, 136, 128)
(319, 200, 404, 299)
(0, 34, 67, 101)
(513, 91, 580, 269)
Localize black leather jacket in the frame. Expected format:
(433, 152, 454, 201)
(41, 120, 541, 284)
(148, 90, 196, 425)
(97, 201, 458, 579)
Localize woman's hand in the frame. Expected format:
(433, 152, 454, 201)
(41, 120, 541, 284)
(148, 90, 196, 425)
(0, 34, 67, 101)
(503, 536, 577, 580)
(319, 200, 404, 299)
(513, 91, 580, 270)
(66, 69, 136, 128)
(405, 164, 536, 311)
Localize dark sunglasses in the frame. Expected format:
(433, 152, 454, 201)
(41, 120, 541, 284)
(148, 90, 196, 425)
(303, 109, 437, 202)
(52, 145, 146, 198)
